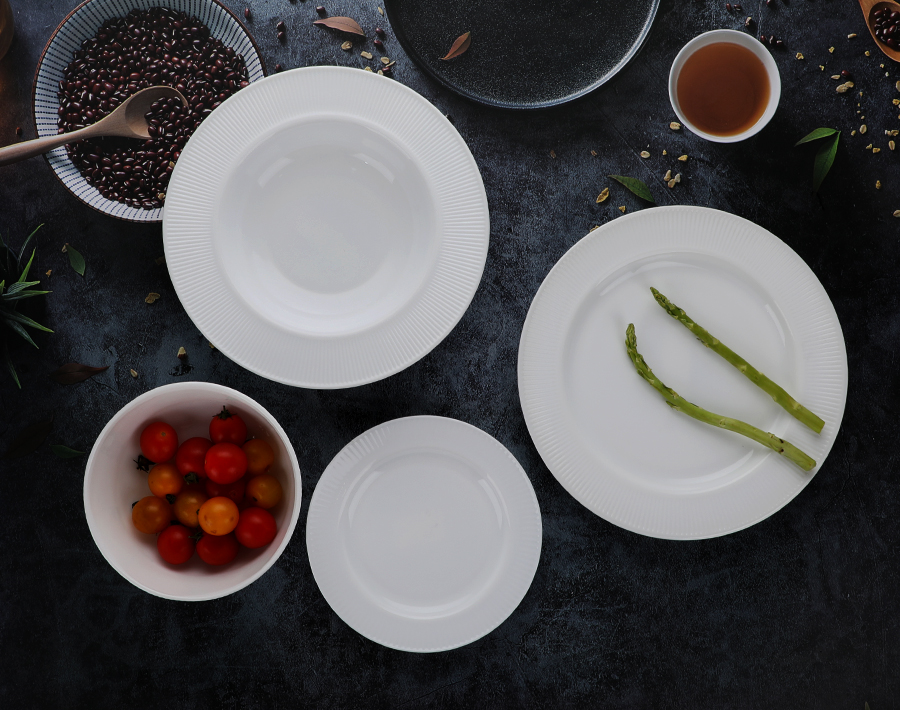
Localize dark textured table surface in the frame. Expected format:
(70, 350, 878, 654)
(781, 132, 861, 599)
(0, 1, 895, 708)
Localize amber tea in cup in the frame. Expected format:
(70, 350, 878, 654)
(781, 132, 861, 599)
(669, 30, 780, 143)
(676, 43, 769, 136)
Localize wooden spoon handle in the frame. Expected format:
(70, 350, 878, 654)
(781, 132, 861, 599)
(0, 127, 95, 167)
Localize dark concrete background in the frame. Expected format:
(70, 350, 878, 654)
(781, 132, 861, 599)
(0, 0, 895, 707)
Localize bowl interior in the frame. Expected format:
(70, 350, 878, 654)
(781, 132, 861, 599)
(667, 29, 781, 144)
(85, 383, 300, 601)
(33, 0, 264, 222)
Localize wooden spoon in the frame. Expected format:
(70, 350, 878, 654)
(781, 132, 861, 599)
(858, 0, 900, 61)
(0, 85, 187, 167)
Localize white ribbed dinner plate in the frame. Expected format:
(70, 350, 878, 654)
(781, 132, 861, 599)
(164, 67, 489, 388)
(518, 206, 848, 540)
(306, 416, 542, 652)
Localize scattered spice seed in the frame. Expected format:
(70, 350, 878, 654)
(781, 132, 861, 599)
(678, 154, 688, 162)
(316, 6, 326, 14)
(596, 187, 609, 203)
(277, 31, 286, 41)
(375, 27, 386, 37)
(590, 150, 597, 156)
(549, 150, 556, 158)
(836, 81, 854, 93)
(745, 17, 753, 28)
(831, 75, 841, 80)
(15, 126, 22, 137)
(819, 65, 825, 70)
(894, 210, 900, 217)
(275, 64, 283, 72)
(244, 8, 250, 20)
(828, 46, 834, 53)
(841, 69, 853, 78)
(640, 150, 650, 158)
(866, 143, 873, 150)
(674, 173, 682, 183)
(378, 6, 384, 15)
(45, 269, 52, 277)
(670, 122, 681, 130)
(130, 369, 138, 378)
(619, 206, 627, 213)
(209, 342, 216, 350)
(277, 21, 286, 32)
(341, 40, 352, 50)
(877, 180, 882, 189)
(861, 124, 868, 134)
(664, 169, 672, 181)
(865, 50, 871, 56)
(891, 140, 896, 150)
(851, 130, 857, 136)
(380, 56, 391, 64)
(662, 149, 667, 155)
(364, 66, 373, 72)
(874, 147, 882, 153)
(145, 292, 160, 303)
(667, 179, 676, 188)
(361, 50, 373, 59)
(177, 346, 187, 360)
(796, 52, 804, 60)
(374, 39, 384, 50)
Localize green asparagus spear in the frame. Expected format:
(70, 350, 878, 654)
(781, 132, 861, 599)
(625, 324, 816, 472)
(650, 288, 825, 434)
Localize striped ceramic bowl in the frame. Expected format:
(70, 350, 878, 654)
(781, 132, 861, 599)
(32, 0, 265, 223)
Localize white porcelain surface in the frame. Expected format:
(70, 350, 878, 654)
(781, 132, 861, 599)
(518, 206, 848, 540)
(164, 67, 489, 388)
(83, 382, 302, 601)
(306, 416, 542, 652)
(668, 29, 781, 143)
(34, 0, 264, 222)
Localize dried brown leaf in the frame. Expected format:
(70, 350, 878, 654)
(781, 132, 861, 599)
(49, 363, 109, 385)
(313, 17, 365, 37)
(441, 31, 471, 61)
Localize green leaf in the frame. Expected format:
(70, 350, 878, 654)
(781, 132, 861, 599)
(1, 309, 53, 333)
(5, 280, 41, 294)
(16, 224, 42, 266)
(4, 417, 54, 459)
(3, 318, 38, 348)
(50, 444, 85, 459)
(2, 289, 50, 302)
(795, 127, 839, 146)
(66, 244, 85, 276)
(609, 175, 655, 204)
(812, 132, 840, 192)
(18, 249, 35, 282)
(2, 340, 20, 388)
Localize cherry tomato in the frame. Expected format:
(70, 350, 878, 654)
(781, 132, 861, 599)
(245, 473, 283, 509)
(209, 406, 248, 445)
(196, 532, 239, 566)
(132, 496, 173, 534)
(157, 524, 195, 564)
(139, 421, 178, 463)
(204, 476, 246, 506)
(147, 463, 184, 498)
(235, 507, 277, 549)
(175, 437, 213, 478)
(242, 438, 275, 475)
(173, 487, 209, 528)
(205, 442, 248, 484)
(198, 496, 240, 536)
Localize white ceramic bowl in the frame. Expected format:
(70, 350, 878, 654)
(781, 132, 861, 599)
(84, 382, 301, 601)
(668, 29, 781, 143)
(32, 0, 265, 222)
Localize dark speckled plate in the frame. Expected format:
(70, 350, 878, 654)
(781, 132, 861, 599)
(383, 0, 660, 109)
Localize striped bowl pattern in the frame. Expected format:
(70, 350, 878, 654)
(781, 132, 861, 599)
(518, 206, 849, 540)
(32, 0, 264, 223)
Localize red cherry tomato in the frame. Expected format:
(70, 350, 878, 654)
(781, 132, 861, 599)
(175, 437, 213, 478)
(205, 442, 248, 484)
(196, 532, 239, 566)
(234, 507, 277, 549)
(157, 525, 195, 564)
(139, 421, 178, 463)
(205, 476, 246, 505)
(209, 406, 248, 445)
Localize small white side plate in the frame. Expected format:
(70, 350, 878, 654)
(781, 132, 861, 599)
(518, 206, 848, 540)
(164, 67, 489, 388)
(306, 416, 542, 652)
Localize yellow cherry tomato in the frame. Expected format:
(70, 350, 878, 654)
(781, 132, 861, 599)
(242, 438, 275, 476)
(132, 496, 173, 534)
(173, 488, 209, 528)
(148, 462, 184, 498)
(198, 496, 239, 536)
(245, 473, 283, 509)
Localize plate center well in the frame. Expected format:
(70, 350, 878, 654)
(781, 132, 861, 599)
(340, 450, 508, 619)
(217, 116, 439, 335)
